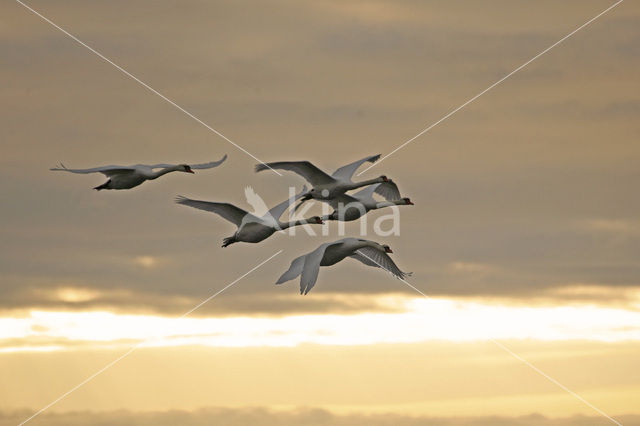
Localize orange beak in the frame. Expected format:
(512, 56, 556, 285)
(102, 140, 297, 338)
(385, 247, 393, 253)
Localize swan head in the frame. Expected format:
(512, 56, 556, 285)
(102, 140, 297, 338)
(306, 188, 330, 199)
(180, 164, 195, 174)
(402, 197, 414, 205)
(382, 244, 393, 253)
(310, 216, 324, 225)
(379, 175, 389, 182)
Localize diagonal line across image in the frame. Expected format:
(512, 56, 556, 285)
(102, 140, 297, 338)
(14, 0, 282, 176)
(357, 0, 625, 176)
(354, 250, 623, 426)
(17, 250, 284, 426)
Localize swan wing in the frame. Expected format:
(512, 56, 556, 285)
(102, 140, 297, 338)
(327, 193, 359, 210)
(265, 185, 308, 222)
(351, 184, 379, 203)
(187, 154, 228, 169)
(275, 255, 306, 285)
(148, 154, 227, 170)
(373, 179, 401, 201)
(299, 243, 336, 295)
(50, 164, 135, 176)
(255, 161, 335, 186)
(350, 246, 412, 280)
(175, 196, 252, 226)
(331, 154, 381, 182)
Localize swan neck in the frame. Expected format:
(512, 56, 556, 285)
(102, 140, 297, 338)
(375, 200, 401, 208)
(151, 166, 180, 179)
(349, 178, 380, 190)
(280, 219, 312, 229)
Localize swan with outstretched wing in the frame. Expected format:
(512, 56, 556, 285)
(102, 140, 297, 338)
(176, 185, 323, 247)
(276, 238, 411, 294)
(50, 155, 227, 190)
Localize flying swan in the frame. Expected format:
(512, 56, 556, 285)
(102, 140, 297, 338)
(50, 155, 227, 190)
(255, 154, 401, 208)
(175, 186, 323, 247)
(276, 238, 412, 294)
(322, 182, 414, 222)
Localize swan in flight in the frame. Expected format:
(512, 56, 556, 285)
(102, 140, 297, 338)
(175, 186, 324, 247)
(255, 154, 400, 207)
(323, 182, 414, 222)
(276, 238, 412, 294)
(50, 155, 227, 190)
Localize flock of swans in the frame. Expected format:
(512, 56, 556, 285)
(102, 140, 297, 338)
(52, 154, 414, 294)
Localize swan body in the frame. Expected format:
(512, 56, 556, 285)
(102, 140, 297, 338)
(321, 182, 414, 222)
(176, 186, 324, 247)
(50, 155, 227, 190)
(255, 155, 401, 205)
(276, 238, 411, 294)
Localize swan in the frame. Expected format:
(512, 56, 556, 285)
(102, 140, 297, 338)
(50, 155, 227, 190)
(276, 238, 412, 294)
(175, 186, 324, 247)
(255, 154, 401, 207)
(322, 182, 414, 222)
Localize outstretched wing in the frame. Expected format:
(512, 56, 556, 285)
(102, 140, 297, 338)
(255, 161, 335, 186)
(175, 196, 251, 226)
(187, 154, 228, 169)
(351, 246, 412, 280)
(299, 243, 336, 295)
(149, 154, 227, 169)
(374, 180, 401, 201)
(351, 184, 380, 203)
(265, 185, 308, 222)
(326, 193, 360, 210)
(275, 255, 306, 285)
(331, 154, 381, 182)
(50, 164, 135, 176)
(276, 242, 340, 295)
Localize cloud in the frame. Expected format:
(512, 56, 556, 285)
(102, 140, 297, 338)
(579, 219, 640, 235)
(1, 0, 639, 312)
(1, 408, 637, 426)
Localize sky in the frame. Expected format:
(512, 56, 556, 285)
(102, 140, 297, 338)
(1, 0, 639, 425)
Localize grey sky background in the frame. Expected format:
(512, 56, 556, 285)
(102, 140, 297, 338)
(1, 0, 639, 315)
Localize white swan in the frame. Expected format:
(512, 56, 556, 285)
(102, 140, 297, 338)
(50, 155, 227, 190)
(276, 238, 412, 294)
(175, 186, 323, 247)
(255, 154, 401, 206)
(322, 182, 414, 222)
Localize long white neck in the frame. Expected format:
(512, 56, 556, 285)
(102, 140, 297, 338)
(347, 177, 383, 190)
(150, 166, 181, 179)
(278, 218, 316, 230)
(373, 200, 406, 209)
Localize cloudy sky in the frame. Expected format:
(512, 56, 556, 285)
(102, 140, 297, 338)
(1, 0, 639, 425)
